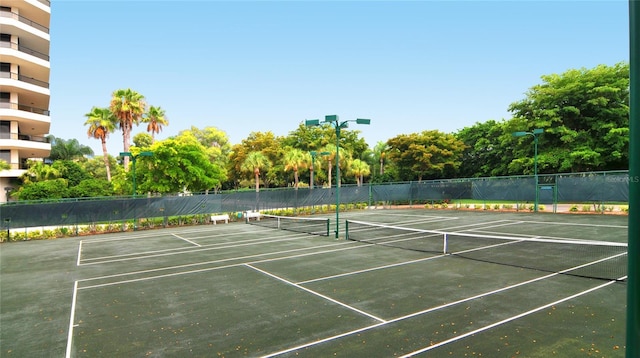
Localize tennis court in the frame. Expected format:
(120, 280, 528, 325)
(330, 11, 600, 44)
(0, 209, 627, 357)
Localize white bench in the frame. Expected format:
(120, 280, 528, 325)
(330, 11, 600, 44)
(210, 214, 230, 225)
(245, 211, 261, 221)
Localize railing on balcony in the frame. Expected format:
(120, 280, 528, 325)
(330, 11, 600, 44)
(6, 132, 50, 143)
(0, 71, 49, 89)
(0, 40, 49, 61)
(0, 102, 50, 116)
(0, 8, 49, 34)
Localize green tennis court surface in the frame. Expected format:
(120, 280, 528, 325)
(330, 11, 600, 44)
(0, 210, 627, 357)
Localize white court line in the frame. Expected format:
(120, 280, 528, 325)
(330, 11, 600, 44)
(76, 241, 83, 267)
(516, 219, 627, 229)
(65, 281, 78, 358)
(263, 253, 625, 358)
(79, 235, 315, 266)
(245, 264, 387, 323)
(398, 279, 622, 357)
(80, 233, 291, 262)
(77, 241, 360, 289)
(172, 233, 201, 247)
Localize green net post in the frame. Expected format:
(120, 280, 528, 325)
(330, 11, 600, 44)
(628, 1, 640, 356)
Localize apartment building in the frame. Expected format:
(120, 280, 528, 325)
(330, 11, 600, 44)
(0, 0, 51, 202)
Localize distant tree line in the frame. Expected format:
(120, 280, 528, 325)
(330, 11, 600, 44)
(4, 62, 629, 201)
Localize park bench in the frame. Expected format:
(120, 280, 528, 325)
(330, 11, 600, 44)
(210, 214, 230, 225)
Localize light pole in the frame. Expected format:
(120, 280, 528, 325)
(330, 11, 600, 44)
(120, 151, 153, 197)
(306, 115, 371, 238)
(512, 128, 543, 212)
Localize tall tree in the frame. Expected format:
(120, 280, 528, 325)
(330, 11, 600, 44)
(84, 106, 116, 181)
(144, 105, 168, 142)
(136, 134, 224, 194)
(508, 62, 629, 173)
(373, 141, 389, 176)
(283, 148, 309, 190)
(455, 120, 513, 177)
(387, 130, 465, 181)
(241, 151, 271, 192)
(110, 88, 146, 171)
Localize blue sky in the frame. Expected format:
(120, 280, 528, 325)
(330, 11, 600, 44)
(49, 0, 629, 156)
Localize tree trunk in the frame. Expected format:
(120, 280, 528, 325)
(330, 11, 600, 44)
(101, 138, 111, 182)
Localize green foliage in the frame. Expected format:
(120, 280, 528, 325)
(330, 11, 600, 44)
(508, 62, 629, 173)
(14, 178, 68, 200)
(52, 160, 92, 186)
(387, 130, 465, 181)
(137, 134, 225, 194)
(67, 179, 114, 198)
(47, 136, 94, 160)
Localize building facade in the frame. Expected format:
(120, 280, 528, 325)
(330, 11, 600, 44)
(0, 0, 51, 202)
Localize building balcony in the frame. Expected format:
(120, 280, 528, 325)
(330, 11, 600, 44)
(0, 40, 49, 62)
(0, 135, 51, 162)
(0, 72, 50, 98)
(0, 7, 49, 35)
(0, 102, 50, 135)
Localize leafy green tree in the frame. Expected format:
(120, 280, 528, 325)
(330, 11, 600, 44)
(143, 105, 168, 142)
(283, 148, 309, 189)
(47, 136, 94, 161)
(52, 160, 92, 187)
(455, 120, 514, 177)
(136, 135, 224, 194)
(110, 88, 146, 171)
(84, 106, 116, 181)
(179, 126, 230, 185)
(20, 160, 61, 184)
(83, 156, 122, 183)
(387, 130, 465, 181)
(348, 159, 371, 186)
(507, 62, 629, 173)
(132, 133, 153, 148)
(68, 179, 114, 198)
(240, 151, 272, 192)
(13, 178, 68, 201)
(229, 132, 282, 189)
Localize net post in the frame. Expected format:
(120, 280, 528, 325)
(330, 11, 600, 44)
(345, 220, 349, 240)
(443, 232, 448, 254)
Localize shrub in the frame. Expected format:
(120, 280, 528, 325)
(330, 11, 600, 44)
(569, 204, 579, 212)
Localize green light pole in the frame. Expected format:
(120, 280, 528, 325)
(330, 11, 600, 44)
(306, 115, 371, 238)
(120, 151, 153, 197)
(627, 1, 639, 356)
(512, 128, 543, 212)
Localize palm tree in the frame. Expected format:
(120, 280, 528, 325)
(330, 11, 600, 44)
(47, 136, 94, 161)
(110, 88, 146, 171)
(241, 151, 271, 192)
(349, 159, 371, 186)
(320, 144, 336, 187)
(283, 148, 308, 190)
(20, 160, 61, 184)
(144, 105, 168, 142)
(85, 107, 116, 181)
(373, 141, 389, 176)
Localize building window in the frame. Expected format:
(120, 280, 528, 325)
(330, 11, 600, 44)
(0, 121, 10, 139)
(0, 150, 10, 164)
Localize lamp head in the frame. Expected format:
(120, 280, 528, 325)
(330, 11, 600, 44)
(533, 128, 544, 135)
(356, 118, 371, 125)
(305, 119, 320, 127)
(325, 115, 338, 123)
(512, 131, 528, 137)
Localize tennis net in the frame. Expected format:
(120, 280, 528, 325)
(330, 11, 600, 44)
(345, 220, 627, 281)
(246, 214, 330, 236)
